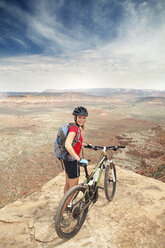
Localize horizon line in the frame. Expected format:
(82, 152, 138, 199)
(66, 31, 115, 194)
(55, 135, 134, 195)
(1, 87, 165, 93)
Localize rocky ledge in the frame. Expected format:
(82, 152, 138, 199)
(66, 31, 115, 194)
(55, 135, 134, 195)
(0, 166, 164, 248)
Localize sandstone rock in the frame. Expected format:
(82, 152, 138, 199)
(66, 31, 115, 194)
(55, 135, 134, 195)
(0, 166, 164, 248)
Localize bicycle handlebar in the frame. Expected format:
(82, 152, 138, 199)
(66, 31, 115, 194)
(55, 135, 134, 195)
(90, 145, 125, 151)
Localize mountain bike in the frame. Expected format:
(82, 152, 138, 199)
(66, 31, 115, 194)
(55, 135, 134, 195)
(54, 145, 125, 239)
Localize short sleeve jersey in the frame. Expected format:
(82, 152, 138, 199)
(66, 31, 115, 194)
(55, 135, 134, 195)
(68, 125, 83, 157)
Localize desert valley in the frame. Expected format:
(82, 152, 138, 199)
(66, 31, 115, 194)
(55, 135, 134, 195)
(0, 88, 165, 247)
(0, 88, 165, 207)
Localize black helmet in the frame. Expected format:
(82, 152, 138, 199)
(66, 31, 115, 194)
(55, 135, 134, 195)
(73, 106, 88, 116)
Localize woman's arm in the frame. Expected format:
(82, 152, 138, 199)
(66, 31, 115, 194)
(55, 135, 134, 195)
(82, 142, 88, 147)
(65, 132, 80, 162)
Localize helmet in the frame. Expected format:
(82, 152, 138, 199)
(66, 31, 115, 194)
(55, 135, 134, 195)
(72, 106, 88, 116)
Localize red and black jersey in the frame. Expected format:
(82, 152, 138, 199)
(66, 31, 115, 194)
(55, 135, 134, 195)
(68, 125, 83, 157)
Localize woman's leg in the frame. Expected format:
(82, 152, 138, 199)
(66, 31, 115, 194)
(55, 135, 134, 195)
(64, 160, 79, 194)
(64, 173, 79, 194)
(64, 172, 70, 195)
(68, 177, 79, 189)
(62, 176, 79, 215)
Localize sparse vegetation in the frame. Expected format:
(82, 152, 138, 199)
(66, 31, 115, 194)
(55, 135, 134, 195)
(0, 91, 165, 206)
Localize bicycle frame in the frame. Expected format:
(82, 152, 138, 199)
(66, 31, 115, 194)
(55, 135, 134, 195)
(89, 156, 105, 186)
(81, 144, 125, 191)
(67, 146, 125, 211)
(83, 146, 110, 188)
(68, 151, 115, 212)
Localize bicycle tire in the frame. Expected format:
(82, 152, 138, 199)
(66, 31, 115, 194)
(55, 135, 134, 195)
(54, 185, 89, 239)
(104, 163, 116, 201)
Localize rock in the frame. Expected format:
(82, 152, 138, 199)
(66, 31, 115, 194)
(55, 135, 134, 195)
(0, 167, 165, 248)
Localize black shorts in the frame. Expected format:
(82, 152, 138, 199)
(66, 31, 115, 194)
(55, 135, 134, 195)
(63, 160, 80, 179)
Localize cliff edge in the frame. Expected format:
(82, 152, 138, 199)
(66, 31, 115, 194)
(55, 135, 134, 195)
(0, 166, 164, 248)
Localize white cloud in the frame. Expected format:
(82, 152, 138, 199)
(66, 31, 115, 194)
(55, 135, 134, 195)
(0, 45, 165, 92)
(10, 37, 28, 48)
(0, 0, 165, 91)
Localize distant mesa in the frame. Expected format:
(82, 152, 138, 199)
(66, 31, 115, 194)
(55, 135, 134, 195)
(43, 88, 165, 97)
(0, 88, 164, 104)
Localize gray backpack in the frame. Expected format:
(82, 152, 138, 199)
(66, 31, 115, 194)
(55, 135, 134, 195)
(55, 123, 80, 163)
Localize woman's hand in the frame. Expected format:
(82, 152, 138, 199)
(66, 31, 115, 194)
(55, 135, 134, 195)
(84, 144, 93, 149)
(78, 158, 88, 164)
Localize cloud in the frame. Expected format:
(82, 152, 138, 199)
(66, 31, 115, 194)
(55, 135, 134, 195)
(0, 0, 165, 91)
(25, 0, 100, 54)
(1, 0, 164, 56)
(10, 37, 28, 48)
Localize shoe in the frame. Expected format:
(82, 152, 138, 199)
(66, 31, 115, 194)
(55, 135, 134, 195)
(64, 202, 73, 213)
(65, 205, 72, 213)
(60, 216, 70, 228)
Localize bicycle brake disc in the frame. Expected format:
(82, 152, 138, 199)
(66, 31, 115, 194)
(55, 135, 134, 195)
(72, 206, 81, 218)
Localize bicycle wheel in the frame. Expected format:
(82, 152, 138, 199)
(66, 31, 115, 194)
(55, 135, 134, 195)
(54, 185, 89, 239)
(104, 162, 116, 201)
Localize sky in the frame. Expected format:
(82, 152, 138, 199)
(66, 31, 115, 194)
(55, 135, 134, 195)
(0, 0, 165, 92)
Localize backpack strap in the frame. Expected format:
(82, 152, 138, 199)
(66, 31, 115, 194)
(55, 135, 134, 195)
(68, 123, 80, 147)
(60, 159, 64, 170)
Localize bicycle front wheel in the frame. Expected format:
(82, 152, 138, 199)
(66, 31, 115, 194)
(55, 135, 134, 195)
(104, 163, 116, 201)
(54, 185, 89, 239)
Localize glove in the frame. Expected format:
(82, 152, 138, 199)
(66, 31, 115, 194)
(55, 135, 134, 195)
(78, 159, 88, 164)
(85, 144, 93, 149)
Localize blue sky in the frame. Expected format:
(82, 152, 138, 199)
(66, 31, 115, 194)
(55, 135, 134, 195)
(0, 0, 165, 91)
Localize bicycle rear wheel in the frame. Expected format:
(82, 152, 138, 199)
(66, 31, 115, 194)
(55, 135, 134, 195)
(54, 185, 89, 239)
(104, 163, 116, 201)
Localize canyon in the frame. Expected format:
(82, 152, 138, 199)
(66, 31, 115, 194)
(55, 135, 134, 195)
(0, 90, 164, 247)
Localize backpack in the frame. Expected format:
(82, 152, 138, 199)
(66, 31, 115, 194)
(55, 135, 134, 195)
(55, 123, 80, 163)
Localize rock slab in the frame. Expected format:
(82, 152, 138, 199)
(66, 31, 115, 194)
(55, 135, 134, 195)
(0, 166, 165, 248)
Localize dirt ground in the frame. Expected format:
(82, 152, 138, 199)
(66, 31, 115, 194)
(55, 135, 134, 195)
(0, 98, 165, 207)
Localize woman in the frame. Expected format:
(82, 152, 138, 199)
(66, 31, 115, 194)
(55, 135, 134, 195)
(55, 106, 92, 225)
(63, 106, 91, 195)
